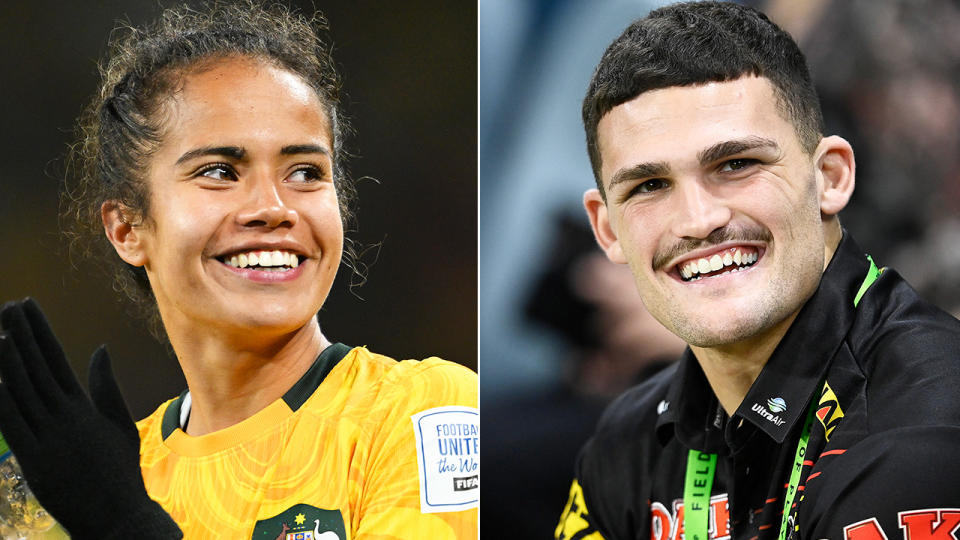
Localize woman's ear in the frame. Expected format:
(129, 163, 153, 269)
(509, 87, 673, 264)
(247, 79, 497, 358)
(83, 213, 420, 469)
(815, 135, 856, 217)
(101, 201, 147, 267)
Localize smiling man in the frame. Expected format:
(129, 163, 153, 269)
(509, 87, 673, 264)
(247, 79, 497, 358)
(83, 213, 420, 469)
(555, 3, 960, 540)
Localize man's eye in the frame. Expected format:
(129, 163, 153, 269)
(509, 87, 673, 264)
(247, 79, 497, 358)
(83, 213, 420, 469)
(197, 164, 237, 181)
(719, 158, 758, 172)
(635, 178, 667, 194)
(287, 166, 325, 183)
(620, 179, 667, 203)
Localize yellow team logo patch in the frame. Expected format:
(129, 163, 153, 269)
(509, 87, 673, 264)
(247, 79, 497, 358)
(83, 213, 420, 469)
(556, 479, 606, 540)
(815, 381, 844, 441)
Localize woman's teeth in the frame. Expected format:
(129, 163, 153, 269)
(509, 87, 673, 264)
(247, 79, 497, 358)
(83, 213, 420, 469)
(223, 250, 300, 270)
(679, 249, 758, 281)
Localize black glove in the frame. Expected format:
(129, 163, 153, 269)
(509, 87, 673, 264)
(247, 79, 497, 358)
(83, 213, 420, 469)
(0, 299, 181, 539)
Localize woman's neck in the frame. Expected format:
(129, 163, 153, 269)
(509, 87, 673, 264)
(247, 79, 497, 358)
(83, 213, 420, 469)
(167, 319, 330, 436)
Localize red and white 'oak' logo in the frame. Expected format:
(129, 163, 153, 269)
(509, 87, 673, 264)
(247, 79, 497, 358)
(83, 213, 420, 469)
(650, 495, 731, 540)
(843, 509, 960, 540)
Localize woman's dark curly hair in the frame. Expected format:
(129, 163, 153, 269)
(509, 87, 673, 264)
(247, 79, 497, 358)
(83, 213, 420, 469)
(63, 1, 358, 338)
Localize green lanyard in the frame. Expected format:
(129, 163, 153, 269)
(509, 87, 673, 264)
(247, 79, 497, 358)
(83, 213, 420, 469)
(777, 393, 819, 539)
(682, 388, 819, 540)
(683, 450, 718, 540)
(682, 255, 881, 539)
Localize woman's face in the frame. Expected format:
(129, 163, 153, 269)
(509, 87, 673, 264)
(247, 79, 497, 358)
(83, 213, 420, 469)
(127, 56, 343, 339)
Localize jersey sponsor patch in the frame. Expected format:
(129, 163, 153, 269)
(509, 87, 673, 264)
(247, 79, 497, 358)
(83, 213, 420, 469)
(250, 503, 346, 540)
(411, 406, 479, 513)
(750, 400, 787, 426)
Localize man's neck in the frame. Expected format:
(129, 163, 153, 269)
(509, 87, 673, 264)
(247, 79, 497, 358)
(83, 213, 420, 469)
(691, 221, 844, 415)
(690, 311, 800, 416)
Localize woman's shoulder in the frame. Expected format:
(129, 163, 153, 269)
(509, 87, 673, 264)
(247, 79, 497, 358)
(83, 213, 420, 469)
(344, 346, 476, 384)
(334, 346, 477, 412)
(135, 396, 179, 452)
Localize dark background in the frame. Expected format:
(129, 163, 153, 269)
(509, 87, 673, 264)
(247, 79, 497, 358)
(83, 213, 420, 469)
(0, 1, 477, 419)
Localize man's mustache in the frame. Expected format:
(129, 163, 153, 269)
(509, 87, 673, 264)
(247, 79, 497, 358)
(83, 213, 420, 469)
(652, 226, 773, 270)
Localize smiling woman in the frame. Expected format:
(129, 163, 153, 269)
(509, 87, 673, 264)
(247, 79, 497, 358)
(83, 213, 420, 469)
(0, 2, 477, 539)
(99, 57, 346, 359)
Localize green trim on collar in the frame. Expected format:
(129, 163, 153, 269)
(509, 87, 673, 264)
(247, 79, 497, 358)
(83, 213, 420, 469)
(161, 389, 189, 440)
(158, 343, 353, 440)
(282, 343, 353, 411)
(854, 254, 882, 307)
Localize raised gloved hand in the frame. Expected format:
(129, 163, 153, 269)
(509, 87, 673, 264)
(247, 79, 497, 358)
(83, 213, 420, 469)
(0, 299, 181, 539)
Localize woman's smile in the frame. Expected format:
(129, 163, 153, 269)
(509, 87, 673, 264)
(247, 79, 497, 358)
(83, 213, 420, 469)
(216, 248, 309, 283)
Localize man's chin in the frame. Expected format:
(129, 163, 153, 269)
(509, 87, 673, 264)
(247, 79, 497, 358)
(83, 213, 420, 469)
(667, 316, 775, 349)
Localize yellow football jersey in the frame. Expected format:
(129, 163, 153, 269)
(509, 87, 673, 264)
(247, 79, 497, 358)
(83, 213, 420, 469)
(136, 344, 479, 539)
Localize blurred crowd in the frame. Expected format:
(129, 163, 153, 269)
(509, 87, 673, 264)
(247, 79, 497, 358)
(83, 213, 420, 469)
(763, 0, 960, 315)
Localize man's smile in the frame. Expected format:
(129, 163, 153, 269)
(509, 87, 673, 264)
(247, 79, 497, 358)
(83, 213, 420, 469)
(675, 246, 762, 282)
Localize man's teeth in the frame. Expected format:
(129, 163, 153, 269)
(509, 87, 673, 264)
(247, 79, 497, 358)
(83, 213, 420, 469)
(224, 250, 300, 270)
(679, 249, 758, 281)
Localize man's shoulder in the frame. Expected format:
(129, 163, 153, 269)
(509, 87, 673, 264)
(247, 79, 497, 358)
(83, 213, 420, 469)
(843, 268, 960, 428)
(583, 362, 677, 460)
(801, 425, 960, 538)
(850, 267, 960, 357)
(565, 364, 679, 540)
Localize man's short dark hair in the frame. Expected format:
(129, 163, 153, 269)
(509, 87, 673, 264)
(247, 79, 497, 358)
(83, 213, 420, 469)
(583, 1, 824, 196)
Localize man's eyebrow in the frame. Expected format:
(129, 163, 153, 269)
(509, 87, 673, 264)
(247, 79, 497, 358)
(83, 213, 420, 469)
(697, 136, 779, 166)
(607, 137, 780, 190)
(175, 146, 245, 165)
(608, 161, 671, 189)
(280, 144, 330, 156)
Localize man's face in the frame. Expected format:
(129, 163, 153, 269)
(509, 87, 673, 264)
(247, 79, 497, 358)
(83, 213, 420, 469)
(587, 76, 828, 348)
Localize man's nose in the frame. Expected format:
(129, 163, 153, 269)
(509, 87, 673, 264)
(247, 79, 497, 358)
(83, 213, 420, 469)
(668, 179, 732, 240)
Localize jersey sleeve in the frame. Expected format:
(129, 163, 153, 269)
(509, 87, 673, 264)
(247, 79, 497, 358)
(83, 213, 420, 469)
(353, 358, 478, 540)
(556, 477, 608, 540)
(800, 425, 960, 540)
(556, 427, 625, 540)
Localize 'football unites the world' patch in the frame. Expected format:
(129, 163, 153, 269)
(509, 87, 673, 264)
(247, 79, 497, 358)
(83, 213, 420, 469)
(411, 406, 479, 513)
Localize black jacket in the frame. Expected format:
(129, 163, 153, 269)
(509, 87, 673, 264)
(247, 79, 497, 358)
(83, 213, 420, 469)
(556, 232, 960, 540)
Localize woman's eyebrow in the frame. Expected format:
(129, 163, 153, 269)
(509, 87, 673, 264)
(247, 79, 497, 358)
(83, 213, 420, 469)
(174, 144, 328, 165)
(280, 144, 329, 156)
(175, 146, 245, 165)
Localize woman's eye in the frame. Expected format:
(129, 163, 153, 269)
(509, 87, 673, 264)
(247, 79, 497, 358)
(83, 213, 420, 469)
(198, 165, 237, 181)
(719, 158, 758, 172)
(287, 166, 325, 183)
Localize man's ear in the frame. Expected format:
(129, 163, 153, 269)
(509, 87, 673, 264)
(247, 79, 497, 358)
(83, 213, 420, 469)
(584, 188, 626, 264)
(101, 201, 147, 267)
(815, 135, 856, 217)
